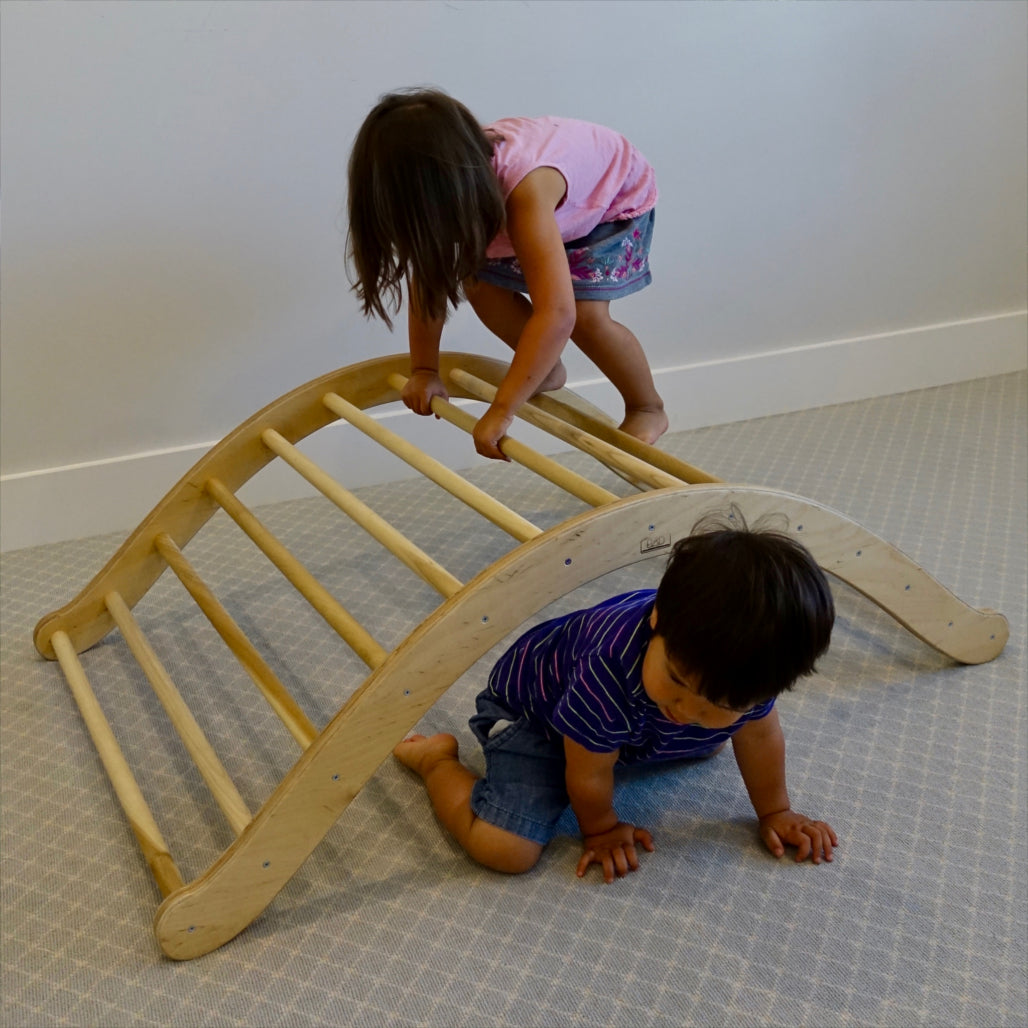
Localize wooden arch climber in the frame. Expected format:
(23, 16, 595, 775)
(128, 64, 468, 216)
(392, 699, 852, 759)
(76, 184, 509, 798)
(34, 353, 1008, 960)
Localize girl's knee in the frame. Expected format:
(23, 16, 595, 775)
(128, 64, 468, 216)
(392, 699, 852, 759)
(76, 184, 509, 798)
(570, 300, 613, 343)
(463, 276, 508, 311)
(462, 276, 487, 305)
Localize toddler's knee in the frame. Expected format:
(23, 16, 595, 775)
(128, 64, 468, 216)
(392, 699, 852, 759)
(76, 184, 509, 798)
(489, 844, 543, 876)
(469, 827, 543, 875)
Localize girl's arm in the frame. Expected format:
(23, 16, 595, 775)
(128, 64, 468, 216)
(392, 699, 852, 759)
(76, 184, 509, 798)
(564, 735, 654, 883)
(731, 708, 837, 864)
(473, 167, 576, 458)
(403, 276, 448, 415)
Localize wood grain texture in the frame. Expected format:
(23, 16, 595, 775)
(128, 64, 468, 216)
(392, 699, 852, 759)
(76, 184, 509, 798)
(31, 352, 1008, 961)
(155, 485, 1007, 958)
(52, 630, 185, 898)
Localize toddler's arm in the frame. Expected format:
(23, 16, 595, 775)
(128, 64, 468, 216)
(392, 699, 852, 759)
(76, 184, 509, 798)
(731, 709, 837, 864)
(564, 736, 654, 883)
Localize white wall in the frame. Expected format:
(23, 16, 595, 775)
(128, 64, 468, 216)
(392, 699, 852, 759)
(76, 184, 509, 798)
(2, 0, 1025, 551)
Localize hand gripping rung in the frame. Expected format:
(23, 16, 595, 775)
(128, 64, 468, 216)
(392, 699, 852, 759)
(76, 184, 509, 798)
(205, 476, 388, 669)
(322, 391, 542, 543)
(260, 428, 463, 599)
(50, 630, 185, 897)
(449, 368, 683, 490)
(104, 591, 253, 836)
(153, 533, 318, 750)
(386, 373, 619, 508)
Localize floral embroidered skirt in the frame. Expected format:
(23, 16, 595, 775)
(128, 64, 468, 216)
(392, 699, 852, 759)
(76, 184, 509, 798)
(476, 209, 655, 301)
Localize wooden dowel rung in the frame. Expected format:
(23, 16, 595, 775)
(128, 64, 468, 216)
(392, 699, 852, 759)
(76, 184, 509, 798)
(260, 428, 463, 599)
(322, 391, 541, 543)
(104, 591, 253, 836)
(449, 368, 683, 490)
(50, 630, 185, 898)
(153, 534, 318, 750)
(529, 392, 720, 485)
(386, 373, 619, 508)
(205, 477, 388, 669)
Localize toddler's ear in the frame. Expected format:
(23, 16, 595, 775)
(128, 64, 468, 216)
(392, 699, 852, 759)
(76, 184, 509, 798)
(649, 605, 658, 630)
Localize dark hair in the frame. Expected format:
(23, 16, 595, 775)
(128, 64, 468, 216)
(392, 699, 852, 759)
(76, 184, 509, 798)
(346, 88, 506, 328)
(653, 511, 834, 710)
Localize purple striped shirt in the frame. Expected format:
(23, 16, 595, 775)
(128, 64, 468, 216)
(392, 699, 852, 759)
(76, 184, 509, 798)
(486, 591, 774, 765)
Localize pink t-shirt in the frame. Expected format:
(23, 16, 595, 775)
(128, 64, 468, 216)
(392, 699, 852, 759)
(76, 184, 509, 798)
(484, 116, 658, 259)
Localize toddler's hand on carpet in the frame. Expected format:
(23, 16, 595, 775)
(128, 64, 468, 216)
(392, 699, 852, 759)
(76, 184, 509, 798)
(759, 809, 837, 864)
(577, 822, 654, 883)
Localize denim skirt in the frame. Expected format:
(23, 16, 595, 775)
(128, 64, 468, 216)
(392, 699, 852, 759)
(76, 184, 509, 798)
(476, 209, 655, 302)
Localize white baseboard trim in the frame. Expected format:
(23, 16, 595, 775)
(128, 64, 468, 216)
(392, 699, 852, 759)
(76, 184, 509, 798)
(2, 310, 1024, 553)
(585, 309, 1028, 433)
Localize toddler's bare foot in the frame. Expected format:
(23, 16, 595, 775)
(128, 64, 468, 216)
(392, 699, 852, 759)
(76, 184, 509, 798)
(619, 405, 669, 445)
(393, 733, 460, 778)
(533, 360, 567, 396)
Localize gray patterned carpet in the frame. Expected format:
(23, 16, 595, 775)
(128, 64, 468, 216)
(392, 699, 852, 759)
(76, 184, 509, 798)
(2, 372, 1025, 1028)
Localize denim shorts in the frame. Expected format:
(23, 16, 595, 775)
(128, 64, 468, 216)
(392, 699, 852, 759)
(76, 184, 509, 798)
(468, 691, 570, 846)
(475, 209, 655, 302)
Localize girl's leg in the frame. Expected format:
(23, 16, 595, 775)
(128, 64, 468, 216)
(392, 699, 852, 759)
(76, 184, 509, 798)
(571, 300, 668, 443)
(464, 280, 666, 442)
(393, 734, 543, 874)
(462, 279, 567, 392)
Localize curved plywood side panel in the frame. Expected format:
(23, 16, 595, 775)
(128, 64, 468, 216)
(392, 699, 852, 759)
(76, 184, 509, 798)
(797, 514, 1009, 666)
(33, 352, 639, 659)
(33, 349, 1007, 961)
(153, 484, 1006, 959)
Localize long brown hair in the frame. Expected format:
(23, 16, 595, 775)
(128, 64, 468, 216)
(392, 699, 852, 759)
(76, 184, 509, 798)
(346, 89, 505, 327)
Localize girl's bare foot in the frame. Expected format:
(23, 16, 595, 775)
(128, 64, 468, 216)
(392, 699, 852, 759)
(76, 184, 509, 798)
(393, 733, 460, 778)
(619, 405, 669, 445)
